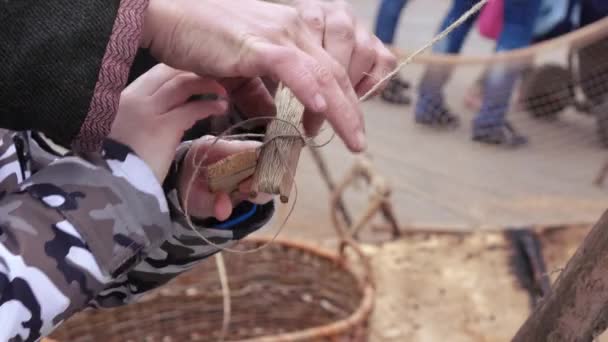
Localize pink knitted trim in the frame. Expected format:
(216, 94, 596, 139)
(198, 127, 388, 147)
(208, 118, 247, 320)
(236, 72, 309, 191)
(73, 0, 149, 152)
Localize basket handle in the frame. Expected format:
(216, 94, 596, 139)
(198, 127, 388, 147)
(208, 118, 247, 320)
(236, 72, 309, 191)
(330, 195, 374, 287)
(329, 157, 397, 287)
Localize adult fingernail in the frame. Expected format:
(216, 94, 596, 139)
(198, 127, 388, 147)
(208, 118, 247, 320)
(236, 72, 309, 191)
(356, 130, 367, 151)
(313, 94, 327, 112)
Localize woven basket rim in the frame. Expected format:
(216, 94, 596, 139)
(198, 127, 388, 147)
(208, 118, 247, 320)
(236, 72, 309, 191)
(47, 236, 374, 342)
(231, 236, 375, 341)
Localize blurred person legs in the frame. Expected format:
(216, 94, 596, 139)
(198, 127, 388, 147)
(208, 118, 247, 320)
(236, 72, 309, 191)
(472, 0, 542, 146)
(415, 0, 541, 147)
(375, 0, 411, 105)
(375, 0, 408, 43)
(415, 0, 480, 128)
(472, 63, 528, 145)
(466, 0, 572, 115)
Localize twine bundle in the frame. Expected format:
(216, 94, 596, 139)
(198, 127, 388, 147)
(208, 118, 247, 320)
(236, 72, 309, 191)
(250, 85, 305, 203)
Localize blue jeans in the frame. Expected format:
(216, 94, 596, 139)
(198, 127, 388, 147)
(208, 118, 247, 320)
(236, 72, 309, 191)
(416, 0, 542, 131)
(375, 0, 409, 44)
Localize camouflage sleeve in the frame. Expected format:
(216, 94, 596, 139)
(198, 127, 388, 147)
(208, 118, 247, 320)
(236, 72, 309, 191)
(0, 130, 69, 195)
(0, 135, 173, 342)
(0, 129, 274, 313)
(94, 141, 275, 307)
(0, 130, 27, 194)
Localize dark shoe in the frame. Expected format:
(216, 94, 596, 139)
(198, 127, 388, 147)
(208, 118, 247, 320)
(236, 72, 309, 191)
(415, 107, 461, 130)
(391, 77, 410, 90)
(472, 122, 528, 147)
(381, 78, 411, 105)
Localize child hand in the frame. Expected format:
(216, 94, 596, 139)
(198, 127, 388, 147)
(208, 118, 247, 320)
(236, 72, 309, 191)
(178, 137, 274, 221)
(109, 64, 228, 182)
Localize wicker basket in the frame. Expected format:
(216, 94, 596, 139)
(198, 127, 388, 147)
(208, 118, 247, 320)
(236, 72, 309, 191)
(48, 237, 374, 342)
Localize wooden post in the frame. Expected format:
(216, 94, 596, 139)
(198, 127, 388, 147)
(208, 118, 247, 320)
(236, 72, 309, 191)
(512, 210, 608, 342)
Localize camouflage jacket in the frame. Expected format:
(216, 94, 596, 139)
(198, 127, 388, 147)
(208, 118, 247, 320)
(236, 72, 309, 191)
(0, 129, 274, 342)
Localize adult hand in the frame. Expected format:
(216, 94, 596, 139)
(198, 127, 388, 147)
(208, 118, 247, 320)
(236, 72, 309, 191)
(142, 0, 367, 151)
(110, 64, 228, 182)
(178, 137, 273, 220)
(293, 0, 397, 97)
(291, 0, 397, 134)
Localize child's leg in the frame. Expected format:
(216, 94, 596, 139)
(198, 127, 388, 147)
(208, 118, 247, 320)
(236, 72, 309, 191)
(374, 0, 409, 44)
(473, 0, 542, 143)
(432, 0, 480, 54)
(415, 0, 479, 124)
